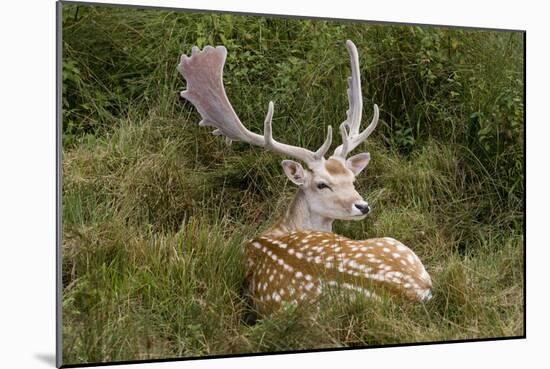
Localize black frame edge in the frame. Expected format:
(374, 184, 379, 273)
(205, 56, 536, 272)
(56, 1, 63, 368)
(60, 336, 525, 368)
(522, 30, 527, 339)
(58, 0, 525, 33)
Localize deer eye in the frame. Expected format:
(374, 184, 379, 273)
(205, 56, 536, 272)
(316, 182, 331, 191)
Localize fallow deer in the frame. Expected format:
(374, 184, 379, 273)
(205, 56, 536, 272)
(177, 40, 432, 315)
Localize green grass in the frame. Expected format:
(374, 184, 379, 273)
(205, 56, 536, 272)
(61, 4, 524, 365)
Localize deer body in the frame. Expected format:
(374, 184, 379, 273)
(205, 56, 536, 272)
(177, 41, 432, 315)
(245, 158, 432, 315)
(246, 232, 431, 315)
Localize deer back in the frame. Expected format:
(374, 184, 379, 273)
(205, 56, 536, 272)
(246, 231, 432, 314)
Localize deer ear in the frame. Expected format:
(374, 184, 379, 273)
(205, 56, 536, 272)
(281, 160, 307, 186)
(346, 152, 371, 176)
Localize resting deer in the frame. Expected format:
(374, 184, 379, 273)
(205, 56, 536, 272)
(177, 40, 432, 315)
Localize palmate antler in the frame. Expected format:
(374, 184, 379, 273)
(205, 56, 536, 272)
(333, 40, 379, 159)
(176, 41, 378, 164)
(176, 46, 332, 166)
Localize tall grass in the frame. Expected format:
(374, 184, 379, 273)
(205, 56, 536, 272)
(61, 4, 524, 365)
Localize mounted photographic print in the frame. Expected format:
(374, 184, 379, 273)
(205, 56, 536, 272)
(57, 1, 525, 367)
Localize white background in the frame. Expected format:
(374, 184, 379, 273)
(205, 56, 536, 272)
(0, 0, 547, 368)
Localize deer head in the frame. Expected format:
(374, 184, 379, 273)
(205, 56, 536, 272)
(177, 40, 379, 226)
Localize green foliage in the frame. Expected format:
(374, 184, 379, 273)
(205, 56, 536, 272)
(61, 3, 524, 365)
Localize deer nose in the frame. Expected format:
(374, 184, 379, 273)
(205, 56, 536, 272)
(354, 203, 370, 214)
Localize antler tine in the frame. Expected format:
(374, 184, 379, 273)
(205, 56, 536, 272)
(178, 45, 331, 165)
(344, 39, 362, 137)
(314, 125, 333, 160)
(333, 40, 379, 159)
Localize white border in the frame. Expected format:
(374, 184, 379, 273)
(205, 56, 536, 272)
(1, 1, 546, 368)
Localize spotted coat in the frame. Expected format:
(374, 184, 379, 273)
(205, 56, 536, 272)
(245, 231, 432, 315)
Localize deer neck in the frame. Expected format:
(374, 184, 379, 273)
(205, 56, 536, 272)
(267, 189, 333, 236)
